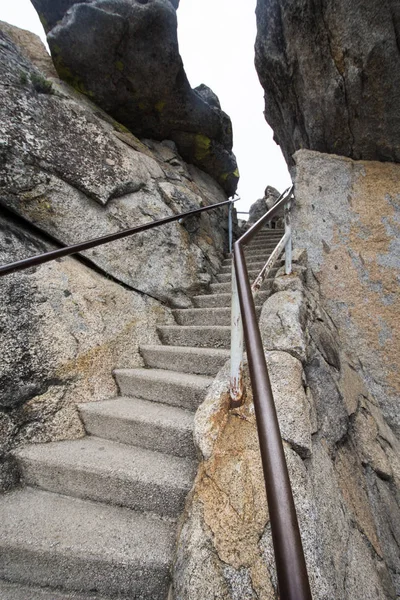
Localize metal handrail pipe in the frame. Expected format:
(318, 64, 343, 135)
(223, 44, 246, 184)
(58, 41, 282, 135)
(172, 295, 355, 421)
(233, 242, 312, 600)
(0, 199, 236, 278)
(232, 183, 311, 598)
(251, 231, 290, 296)
(239, 186, 294, 247)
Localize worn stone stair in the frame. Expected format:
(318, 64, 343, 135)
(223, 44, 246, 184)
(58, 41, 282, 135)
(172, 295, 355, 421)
(0, 227, 284, 599)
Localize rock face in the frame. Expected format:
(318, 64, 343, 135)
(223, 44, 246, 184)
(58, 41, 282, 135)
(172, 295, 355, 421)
(0, 24, 233, 309)
(293, 150, 400, 437)
(255, 0, 400, 166)
(0, 23, 233, 492)
(0, 210, 174, 492)
(248, 185, 281, 226)
(30, 0, 239, 195)
(173, 254, 400, 599)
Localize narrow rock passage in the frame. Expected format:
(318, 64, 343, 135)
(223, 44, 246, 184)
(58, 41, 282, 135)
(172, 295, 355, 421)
(0, 228, 284, 599)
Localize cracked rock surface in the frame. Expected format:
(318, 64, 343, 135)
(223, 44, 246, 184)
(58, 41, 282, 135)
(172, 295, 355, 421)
(0, 22, 233, 492)
(255, 0, 400, 167)
(0, 23, 232, 308)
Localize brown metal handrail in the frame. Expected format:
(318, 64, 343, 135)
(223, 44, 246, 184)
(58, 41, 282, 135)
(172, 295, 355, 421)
(0, 199, 235, 277)
(233, 186, 312, 599)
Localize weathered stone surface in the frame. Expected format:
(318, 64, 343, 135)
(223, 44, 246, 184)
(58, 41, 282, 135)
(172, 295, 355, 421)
(345, 529, 393, 600)
(0, 24, 231, 308)
(255, 0, 400, 166)
(176, 251, 400, 598)
(259, 290, 308, 363)
(0, 210, 173, 490)
(30, 0, 239, 194)
(247, 186, 280, 225)
(0, 20, 57, 78)
(305, 354, 349, 450)
(365, 472, 400, 596)
(335, 442, 382, 556)
(293, 150, 400, 435)
(267, 351, 312, 458)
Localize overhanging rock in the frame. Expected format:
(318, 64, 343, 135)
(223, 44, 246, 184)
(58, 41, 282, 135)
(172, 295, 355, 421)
(31, 0, 239, 195)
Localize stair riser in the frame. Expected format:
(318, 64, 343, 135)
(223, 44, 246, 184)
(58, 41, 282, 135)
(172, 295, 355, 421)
(173, 308, 230, 326)
(172, 307, 262, 326)
(158, 327, 230, 350)
(193, 290, 271, 308)
(252, 235, 284, 240)
(192, 294, 231, 308)
(0, 547, 170, 598)
(225, 250, 281, 261)
(80, 409, 196, 459)
(140, 346, 228, 376)
(115, 370, 209, 410)
(211, 279, 273, 293)
(221, 258, 285, 270)
(16, 457, 190, 517)
(245, 248, 280, 256)
(221, 261, 269, 273)
(217, 268, 279, 283)
(0, 581, 114, 600)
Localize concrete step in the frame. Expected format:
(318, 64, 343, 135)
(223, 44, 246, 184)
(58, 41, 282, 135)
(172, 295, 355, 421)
(115, 367, 212, 411)
(158, 325, 230, 349)
(0, 581, 114, 600)
(221, 257, 285, 269)
(192, 293, 233, 308)
(220, 260, 268, 273)
(140, 344, 229, 376)
(217, 267, 279, 283)
(79, 396, 195, 458)
(173, 307, 231, 326)
(245, 243, 281, 252)
(210, 278, 274, 294)
(172, 306, 262, 327)
(252, 233, 284, 240)
(224, 248, 280, 261)
(15, 436, 195, 517)
(0, 488, 174, 598)
(243, 250, 281, 259)
(193, 290, 271, 308)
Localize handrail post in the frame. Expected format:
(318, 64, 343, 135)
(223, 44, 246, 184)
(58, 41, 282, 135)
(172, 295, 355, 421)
(230, 259, 244, 407)
(284, 198, 292, 275)
(228, 199, 233, 254)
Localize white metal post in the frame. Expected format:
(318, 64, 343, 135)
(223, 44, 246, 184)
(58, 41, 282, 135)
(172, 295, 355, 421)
(230, 260, 244, 406)
(284, 200, 292, 275)
(228, 200, 233, 254)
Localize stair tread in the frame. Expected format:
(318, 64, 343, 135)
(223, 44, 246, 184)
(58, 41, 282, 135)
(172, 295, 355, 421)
(79, 396, 194, 432)
(114, 366, 213, 387)
(78, 397, 195, 458)
(15, 436, 195, 492)
(173, 307, 231, 314)
(141, 344, 229, 357)
(0, 581, 112, 600)
(0, 488, 174, 595)
(140, 345, 229, 376)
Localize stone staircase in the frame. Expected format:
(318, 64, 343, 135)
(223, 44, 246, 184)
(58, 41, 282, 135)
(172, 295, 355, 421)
(0, 228, 285, 599)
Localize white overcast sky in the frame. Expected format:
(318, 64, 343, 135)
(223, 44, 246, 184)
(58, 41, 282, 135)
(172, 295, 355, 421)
(0, 0, 291, 213)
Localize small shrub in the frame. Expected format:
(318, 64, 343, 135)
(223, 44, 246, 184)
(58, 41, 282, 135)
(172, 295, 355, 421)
(30, 72, 53, 94)
(19, 71, 28, 85)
